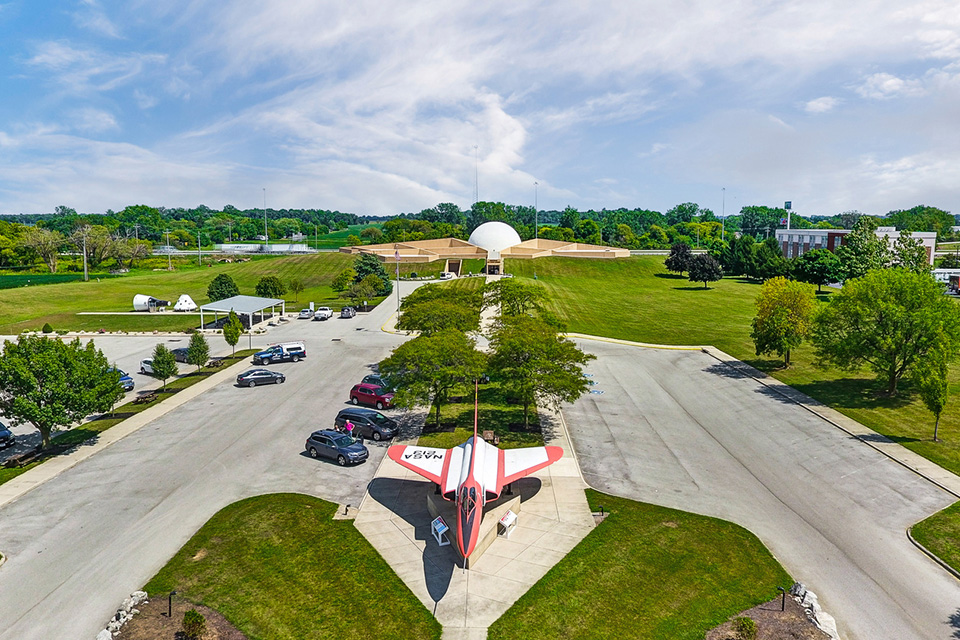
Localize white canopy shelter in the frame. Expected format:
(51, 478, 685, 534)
(198, 295, 286, 329)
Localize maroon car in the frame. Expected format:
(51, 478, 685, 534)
(350, 383, 394, 410)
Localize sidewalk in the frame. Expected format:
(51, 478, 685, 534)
(352, 405, 594, 640)
(0, 356, 255, 510)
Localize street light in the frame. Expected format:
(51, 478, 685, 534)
(164, 229, 172, 271)
(534, 181, 539, 240)
(262, 187, 268, 250)
(473, 145, 479, 204)
(721, 187, 726, 242)
(197, 230, 202, 266)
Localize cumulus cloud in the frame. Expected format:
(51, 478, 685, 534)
(805, 96, 839, 113)
(70, 108, 118, 133)
(856, 72, 926, 99)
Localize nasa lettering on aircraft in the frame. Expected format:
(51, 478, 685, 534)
(404, 451, 444, 460)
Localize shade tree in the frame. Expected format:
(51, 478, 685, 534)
(751, 277, 816, 367)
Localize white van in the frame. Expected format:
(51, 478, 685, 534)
(439, 272, 456, 280)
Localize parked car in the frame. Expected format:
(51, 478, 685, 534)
(298, 308, 314, 319)
(313, 307, 334, 321)
(361, 374, 391, 389)
(340, 306, 357, 319)
(253, 342, 306, 365)
(108, 367, 135, 392)
(139, 359, 155, 375)
(350, 383, 394, 410)
(305, 429, 369, 465)
(335, 407, 399, 441)
(0, 423, 16, 450)
(171, 347, 190, 363)
(236, 369, 286, 387)
(439, 271, 456, 280)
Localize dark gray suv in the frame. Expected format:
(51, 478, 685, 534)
(334, 408, 399, 441)
(305, 429, 368, 465)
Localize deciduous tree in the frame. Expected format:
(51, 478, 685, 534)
(892, 230, 930, 274)
(222, 310, 243, 355)
(379, 330, 486, 427)
(255, 275, 286, 298)
(21, 227, 65, 273)
(151, 344, 178, 389)
(664, 242, 692, 276)
(398, 284, 482, 335)
(487, 316, 595, 426)
(288, 278, 305, 302)
(751, 277, 816, 367)
(687, 254, 723, 289)
(812, 269, 960, 394)
(332, 268, 356, 292)
(0, 335, 124, 448)
(207, 273, 239, 302)
(913, 345, 949, 441)
(482, 278, 548, 317)
(792, 249, 843, 293)
(353, 253, 393, 296)
(186, 332, 210, 372)
(836, 216, 891, 281)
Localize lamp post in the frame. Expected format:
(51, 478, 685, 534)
(473, 145, 479, 204)
(168, 590, 177, 617)
(262, 188, 268, 250)
(534, 181, 538, 240)
(721, 187, 726, 242)
(197, 230, 202, 266)
(164, 230, 172, 271)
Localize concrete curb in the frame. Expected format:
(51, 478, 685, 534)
(0, 356, 256, 510)
(564, 332, 704, 351)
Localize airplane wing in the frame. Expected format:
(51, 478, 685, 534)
(388, 444, 465, 497)
(500, 446, 564, 487)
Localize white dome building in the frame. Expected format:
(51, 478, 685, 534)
(467, 221, 522, 253)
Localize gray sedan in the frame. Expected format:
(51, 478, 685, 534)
(236, 369, 286, 387)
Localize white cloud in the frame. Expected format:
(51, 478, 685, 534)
(805, 97, 839, 113)
(25, 41, 165, 94)
(132, 89, 157, 109)
(856, 72, 926, 99)
(72, 0, 121, 39)
(70, 108, 118, 133)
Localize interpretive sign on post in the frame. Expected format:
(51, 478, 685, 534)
(499, 510, 518, 538)
(432, 516, 450, 547)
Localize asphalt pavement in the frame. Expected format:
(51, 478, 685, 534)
(0, 287, 419, 640)
(565, 339, 960, 640)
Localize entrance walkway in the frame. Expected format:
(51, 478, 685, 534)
(352, 406, 593, 639)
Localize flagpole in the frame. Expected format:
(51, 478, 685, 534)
(395, 245, 401, 317)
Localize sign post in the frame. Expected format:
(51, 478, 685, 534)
(431, 516, 450, 547)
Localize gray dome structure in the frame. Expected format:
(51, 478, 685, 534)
(467, 221, 522, 253)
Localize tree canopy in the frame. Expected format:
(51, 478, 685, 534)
(664, 242, 693, 276)
(751, 277, 816, 366)
(812, 269, 960, 394)
(353, 253, 393, 296)
(151, 343, 178, 389)
(792, 249, 843, 292)
(482, 278, 548, 317)
(0, 335, 124, 448)
(487, 316, 595, 426)
(378, 330, 486, 427)
(186, 332, 210, 372)
(397, 283, 483, 335)
(207, 274, 239, 302)
(687, 254, 723, 289)
(255, 275, 287, 298)
(222, 310, 243, 355)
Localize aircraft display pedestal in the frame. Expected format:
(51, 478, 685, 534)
(427, 491, 521, 569)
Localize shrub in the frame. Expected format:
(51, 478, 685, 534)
(733, 616, 757, 640)
(41, 323, 53, 333)
(181, 608, 207, 639)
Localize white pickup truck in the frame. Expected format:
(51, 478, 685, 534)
(313, 307, 334, 321)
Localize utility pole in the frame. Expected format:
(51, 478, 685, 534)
(197, 230, 202, 266)
(473, 145, 479, 204)
(263, 188, 268, 250)
(165, 230, 172, 271)
(534, 181, 539, 239)
(133, 222, 140, 241)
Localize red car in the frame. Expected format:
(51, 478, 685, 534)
(350, 383, 394, 410)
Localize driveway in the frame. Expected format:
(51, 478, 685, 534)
(566, 340, 960, 640)
(0, 285, 419, 640)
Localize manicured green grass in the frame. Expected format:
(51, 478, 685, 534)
(313, 224, 371, 249)
(0, 273, 122, 289)
(144, 493, 441, 640)
(509, 256, 960, 477)
(488, 489, 791, 640)
(0, 350, 257, 487)
(417, 382, 544, 450)
(0, 253, 358, 333)
(912, 502, 960, 573)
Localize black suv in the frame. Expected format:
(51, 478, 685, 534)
(305, 429, 368, 465)
(334, 407, 399, 441)
(0, 423, 15, 449)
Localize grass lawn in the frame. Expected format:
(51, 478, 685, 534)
(417, 381, 544, 449)
(0, 350, 256, 487)
(0, 252, 361, 333)
(488, 489, 791, 640)
(911, 502, 960, 573)
(509, 256, 960, 477)
(144, 493, 441, 640)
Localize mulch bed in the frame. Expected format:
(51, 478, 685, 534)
(705, 596, 831, 640)
(115, 596, 247, 640)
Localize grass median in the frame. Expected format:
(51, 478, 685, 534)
(144, 493, 441, 640)
(488, 489, 792, 640)
(0, 349, 257, 487)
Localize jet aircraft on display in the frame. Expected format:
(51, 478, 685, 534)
(387, 384, 563, 559)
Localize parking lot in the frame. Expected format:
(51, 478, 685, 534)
(0, 293, 421, 640)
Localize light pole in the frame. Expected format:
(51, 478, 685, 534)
(534, 181, 539, 240)
(262, 188, 268, 250)
(164, 230, 172, 271)
(314, 223, 318, 249)
(197, 230, 202, 266)
(227, 221, 232, 243)
(82, 229, 88, 282)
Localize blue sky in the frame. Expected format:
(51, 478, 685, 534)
(1, 1, 959, 218)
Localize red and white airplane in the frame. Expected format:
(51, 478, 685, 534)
(387, 385, 563, 559)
